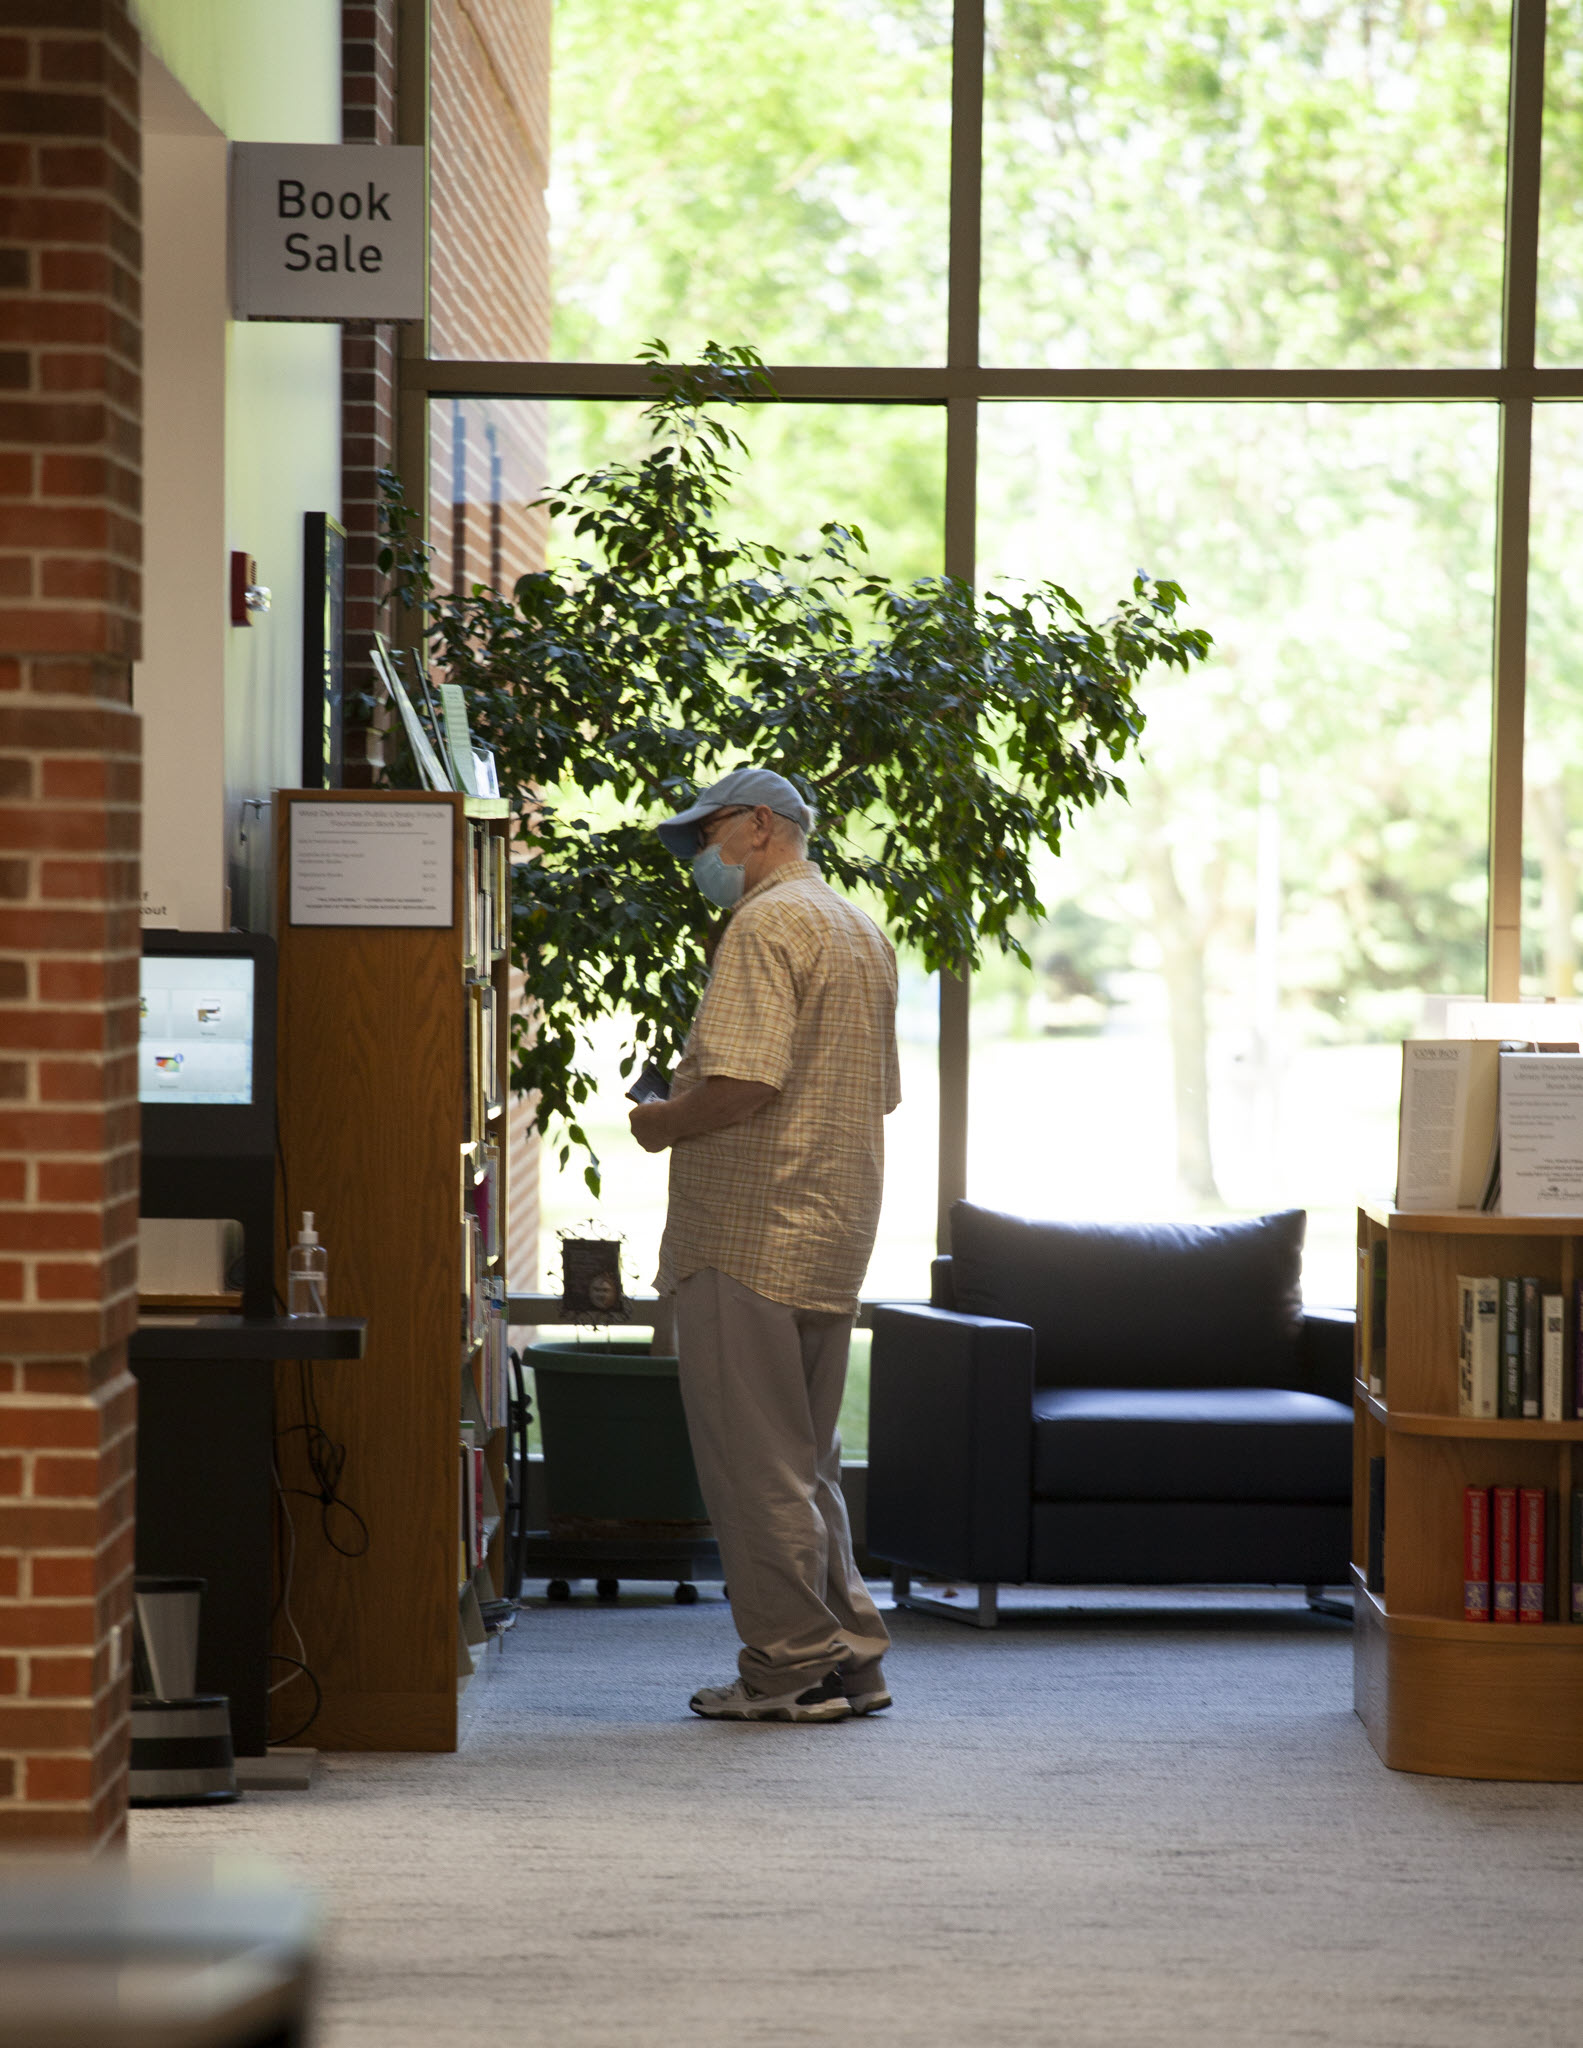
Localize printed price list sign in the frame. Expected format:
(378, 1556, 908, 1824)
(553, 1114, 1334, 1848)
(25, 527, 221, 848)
(289, 802, 453, 927)
(1500, 1053, 1583, 1213)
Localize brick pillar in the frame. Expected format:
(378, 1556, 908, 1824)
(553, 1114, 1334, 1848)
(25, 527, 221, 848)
(340, 0, 397, 789)
(0, 0, 143, 1850)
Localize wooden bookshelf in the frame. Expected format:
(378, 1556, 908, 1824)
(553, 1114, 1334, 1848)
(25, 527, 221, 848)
(273, 790, 512, 1751)
(1354, 1204, 1583, 1781)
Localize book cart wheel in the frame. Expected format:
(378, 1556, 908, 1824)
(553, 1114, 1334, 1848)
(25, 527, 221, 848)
(546, 1579, 572, 1602)
(674, 1581, 699, 1605)
(596, 1578, 620, 1601)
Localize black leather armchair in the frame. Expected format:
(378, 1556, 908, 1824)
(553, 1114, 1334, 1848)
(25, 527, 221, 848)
(867, 1203, 1354, 1626)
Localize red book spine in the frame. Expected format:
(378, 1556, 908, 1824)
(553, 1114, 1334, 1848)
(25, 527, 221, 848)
(1519, 1487, 1547, 1624)
(1464, 1486, 1491, 1621)
(1493, 1486, 1519, 1623)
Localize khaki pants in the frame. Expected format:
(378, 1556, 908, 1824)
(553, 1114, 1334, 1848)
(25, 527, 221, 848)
(674, 1267, 891, 1692)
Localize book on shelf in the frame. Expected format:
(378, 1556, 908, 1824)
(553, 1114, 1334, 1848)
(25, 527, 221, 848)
(480, 985, 502, 1119)
(492, 833, 508, 960)
(1493, 1485, 1519, 1623)
(1467, 1486, 1573, 1623)
(472, 1147, 500, 1263)
(459, 1423, 477, 1582)
(462, 820, 480, 967)
(1464, 1484, 1491, 1621)
(458, 1422, 490, 1577)
(486, 1288, 508, 1428)
(1500, 1279, 1522, 1419)
(1456, 1275, 1500, 1419)
(1543, 1294, 1566, 1422)
(1396, 1040, 1501, 1211)
(476, 829, 489, 967)
(462, 1212, 490, 1348)
(1521, 1276, 1542, 1419)
(1519, 1487, 1547, 1623)
(1464, 1274, 1570, 1420)
(1575, 1280, 1583, 1419)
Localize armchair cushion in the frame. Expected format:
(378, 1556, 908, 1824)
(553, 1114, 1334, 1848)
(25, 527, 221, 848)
(949, 1201, 1306, 1391)
(1031, 1385, 1353, 1503)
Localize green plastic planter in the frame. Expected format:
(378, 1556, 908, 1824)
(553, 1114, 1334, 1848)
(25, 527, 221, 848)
(529, 1340, 709, 1540)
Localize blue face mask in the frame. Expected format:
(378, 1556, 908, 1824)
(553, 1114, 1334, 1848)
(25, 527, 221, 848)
(691, 843, 746, 909)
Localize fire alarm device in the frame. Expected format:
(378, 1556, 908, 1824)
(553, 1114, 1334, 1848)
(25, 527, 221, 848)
(230, 552, 271, 627)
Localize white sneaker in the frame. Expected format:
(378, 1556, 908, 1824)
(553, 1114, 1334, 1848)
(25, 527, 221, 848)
(840, 1664, 892, 1716)
(689, 1670, 852, 1722)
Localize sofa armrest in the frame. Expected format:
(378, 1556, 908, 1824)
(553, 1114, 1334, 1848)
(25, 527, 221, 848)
(929, 1256, 956, 1310)
(1299, 1307, 1356, 1405)
(866, 1303, 1034, 1583)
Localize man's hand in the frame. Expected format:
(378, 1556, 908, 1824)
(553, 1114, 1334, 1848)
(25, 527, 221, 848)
(627, 1076, 779, 1154)
(628, 1101, 672, 1154)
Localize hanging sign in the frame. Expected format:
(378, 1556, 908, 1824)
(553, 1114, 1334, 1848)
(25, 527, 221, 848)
(230, 143, 425, 321)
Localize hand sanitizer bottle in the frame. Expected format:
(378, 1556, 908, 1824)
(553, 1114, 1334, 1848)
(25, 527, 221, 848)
(287, 1211, 328, 1318)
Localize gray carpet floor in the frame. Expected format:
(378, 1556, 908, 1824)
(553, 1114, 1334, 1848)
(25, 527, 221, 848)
(133, 1587, 1583, 2047)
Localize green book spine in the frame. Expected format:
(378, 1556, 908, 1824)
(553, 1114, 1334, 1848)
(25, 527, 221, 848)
(1521, 1276, 1542, 1419)
(1501, 1276, 1522, 1418)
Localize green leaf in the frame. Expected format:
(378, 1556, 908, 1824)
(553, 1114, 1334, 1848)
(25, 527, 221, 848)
(378, 343, 1208, 1195)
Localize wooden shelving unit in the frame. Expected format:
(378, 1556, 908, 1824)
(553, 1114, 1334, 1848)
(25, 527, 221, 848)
(1354, 1204, 1583, 1782)
(274, 790, 512, 1752)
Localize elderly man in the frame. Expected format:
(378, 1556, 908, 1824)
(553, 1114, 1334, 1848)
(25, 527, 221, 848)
(629, 766, 899, 1723)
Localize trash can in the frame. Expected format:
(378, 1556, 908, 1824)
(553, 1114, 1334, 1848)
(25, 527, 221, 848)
(529, 1341, 708, 1540)
(129, 1573, 237, 1807)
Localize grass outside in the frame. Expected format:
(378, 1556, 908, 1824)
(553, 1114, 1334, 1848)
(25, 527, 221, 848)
(517, 1323, 875, 1461)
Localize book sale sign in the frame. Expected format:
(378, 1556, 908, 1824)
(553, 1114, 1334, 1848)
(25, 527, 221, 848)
(230, 144, 425, 321)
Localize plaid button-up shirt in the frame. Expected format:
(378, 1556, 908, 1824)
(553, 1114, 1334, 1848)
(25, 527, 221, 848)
(656, 860, 901, 1314)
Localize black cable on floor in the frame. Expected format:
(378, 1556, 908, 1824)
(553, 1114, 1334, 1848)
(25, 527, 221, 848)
(267, 1653, 323, 1747)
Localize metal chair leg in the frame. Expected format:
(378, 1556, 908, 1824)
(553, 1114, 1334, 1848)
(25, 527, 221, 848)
(891, 1570, 999, 1628)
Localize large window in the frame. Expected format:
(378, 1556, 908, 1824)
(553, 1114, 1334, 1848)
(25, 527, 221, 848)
(417, 1, 1583, 1309)
(975, 400, 1495, 1304)
(544, 0, 952, 366)
(982, 2, 1510, 369)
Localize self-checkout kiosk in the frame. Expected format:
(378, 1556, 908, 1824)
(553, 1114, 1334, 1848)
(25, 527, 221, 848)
(138, 930, 278, 1315)
(132, 927, 364, 1770)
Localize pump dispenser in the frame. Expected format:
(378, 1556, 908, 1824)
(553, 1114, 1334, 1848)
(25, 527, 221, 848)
(287, 1210, 328, 1318)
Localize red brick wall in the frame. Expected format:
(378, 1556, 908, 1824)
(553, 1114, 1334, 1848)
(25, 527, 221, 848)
(428, 0, 550, 366)
(340, 0, 398, 788)
(427, 0, 552, 1288)
(428, 0, 549, 598)
(0, 0, 142, 1850)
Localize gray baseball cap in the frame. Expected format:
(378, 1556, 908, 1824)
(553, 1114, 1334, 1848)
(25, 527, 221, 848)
(655, 767, 813, 858)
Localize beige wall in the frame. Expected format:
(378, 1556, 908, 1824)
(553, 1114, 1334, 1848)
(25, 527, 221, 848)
(133, 19, 340, 1290)
(136, 54, 227, 934)
(134, 0, 342, 936)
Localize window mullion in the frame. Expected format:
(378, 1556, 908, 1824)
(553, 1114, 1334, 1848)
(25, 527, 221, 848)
(1489, 0, 1546, 997)
(939, 0, 985, 1249)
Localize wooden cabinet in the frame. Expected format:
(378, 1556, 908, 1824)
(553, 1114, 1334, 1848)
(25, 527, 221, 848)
(1354, 1204, 1583, 1781)
(273, 790, 511, 1752)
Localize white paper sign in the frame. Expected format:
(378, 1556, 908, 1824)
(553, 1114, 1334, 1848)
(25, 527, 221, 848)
(1498, 1053, 1583, 1214)
(290, 803, 453, 927)
(230, 144, 425, 320)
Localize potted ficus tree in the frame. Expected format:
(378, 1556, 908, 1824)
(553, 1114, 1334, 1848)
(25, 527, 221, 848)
(377, 343, 1211, 1588)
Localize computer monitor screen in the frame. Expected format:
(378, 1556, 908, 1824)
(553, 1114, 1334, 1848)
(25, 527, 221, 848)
(138, 954, 255, 1106)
